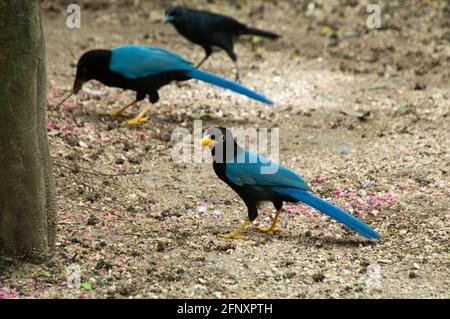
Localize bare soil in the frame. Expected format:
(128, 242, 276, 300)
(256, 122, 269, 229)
(0, 0, 448, 298)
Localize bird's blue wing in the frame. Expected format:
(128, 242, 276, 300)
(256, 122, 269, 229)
(108, 45, 273, 104)
(225, 150, 311, 191)
(109, 45, 194, 79)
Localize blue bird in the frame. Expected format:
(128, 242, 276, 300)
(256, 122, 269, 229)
(69, 45, 273, 124)
(200, 127, 381, 240)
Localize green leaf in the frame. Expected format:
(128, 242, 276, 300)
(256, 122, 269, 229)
(393, 101, 417, 117)
(251, 35, 262, 44)
(321, 26, 333, 34)
(368, 82, 386, 90)
(80, 282, 92, 290)
(237, 0, 248, 8)
(393, 101, 408, 117)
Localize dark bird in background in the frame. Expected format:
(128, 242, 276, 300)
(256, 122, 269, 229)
(200, 128, 381, 240)
(65, 45, 272, 124)
(164, 6, 280, 82)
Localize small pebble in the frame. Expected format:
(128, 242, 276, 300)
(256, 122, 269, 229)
(337, 145, 351, 154)
(313, 273, 325, 282)
(360, 179, 370, 186)
(115, 157, 125, 165)
(283, 271, 297, 279)
(409, 271, 418, 279)
(156, 242, 165, 252)
(87, 214, 100, 226)
(197, 206, 208, 214)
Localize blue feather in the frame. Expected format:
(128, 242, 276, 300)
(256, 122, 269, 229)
(187, 69, 273, 105)
(224, 149, 379, 239)
(272, 187, 380, 239)
(109, 45, 193, 79)
(225, 150, 309, 190)
(108, 45, 273, 105)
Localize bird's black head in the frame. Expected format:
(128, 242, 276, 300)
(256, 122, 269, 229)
(73, 49, 112, 93)
(163, 6, 185, 24)
(201, 127, 238, 162)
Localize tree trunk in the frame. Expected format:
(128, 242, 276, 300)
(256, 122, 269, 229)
(0, 1, 56, 261)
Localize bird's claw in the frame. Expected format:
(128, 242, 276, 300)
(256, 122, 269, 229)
(218, 232, 247, 240)
(111, 111, 124, 118)
(124, 116, 148, 125)
(256, 225, 283, 234)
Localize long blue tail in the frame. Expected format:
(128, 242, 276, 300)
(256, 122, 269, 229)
(274, 188, 380, 239)
(186, 68, 273, 105)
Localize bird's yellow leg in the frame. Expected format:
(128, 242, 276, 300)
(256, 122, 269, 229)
(219, 220, 253, 240)
(111, 100, 138, 118)
(256, 209, 283, 234)
(124, 103, 153, 125)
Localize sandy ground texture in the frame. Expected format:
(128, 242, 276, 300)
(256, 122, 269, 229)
(0, 0, 449, 298)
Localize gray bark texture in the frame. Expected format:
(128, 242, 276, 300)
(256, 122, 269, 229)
(0, 0, 56, 261)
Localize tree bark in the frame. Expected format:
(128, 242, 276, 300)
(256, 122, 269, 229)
(0, 1, 56, 261)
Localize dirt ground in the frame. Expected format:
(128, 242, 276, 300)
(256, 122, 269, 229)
(0, 0, 449, 298)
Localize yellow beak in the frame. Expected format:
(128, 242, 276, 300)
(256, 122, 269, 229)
(200, 135, 215, 147)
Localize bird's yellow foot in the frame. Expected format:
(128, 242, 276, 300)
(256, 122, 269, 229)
(111, 110, 126, 118)
(218, 220, 252, 240)
(111, 100, 139, 118)
(218, 232, 247, 240)
(124, 116, 148, 125)
(256, 225, 283, 234)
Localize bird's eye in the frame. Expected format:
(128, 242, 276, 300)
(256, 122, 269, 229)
(219, 135, 225, 142)
(210, 135, 216, 140)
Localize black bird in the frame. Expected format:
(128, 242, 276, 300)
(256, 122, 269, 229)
(164, 6, 280, 81)
(62, 45, 272, 124)
(200, 128, 381, 240)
